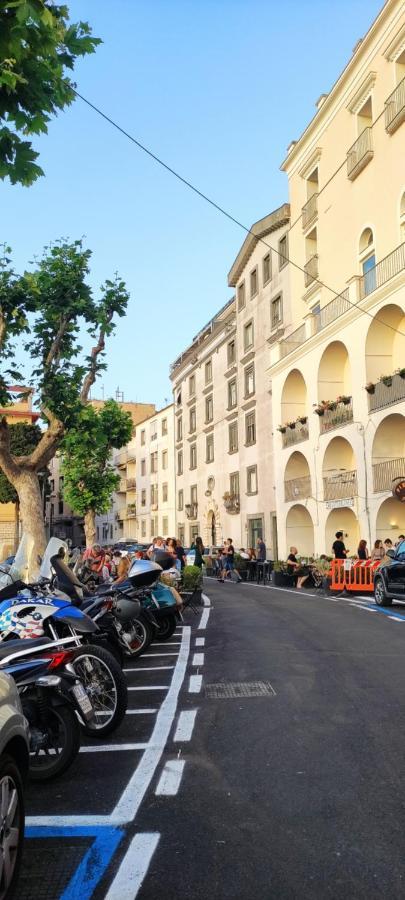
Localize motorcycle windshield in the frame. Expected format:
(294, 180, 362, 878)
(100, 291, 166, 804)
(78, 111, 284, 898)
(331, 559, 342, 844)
(0, 533, 35, 588)
(39, 538, 68, 581)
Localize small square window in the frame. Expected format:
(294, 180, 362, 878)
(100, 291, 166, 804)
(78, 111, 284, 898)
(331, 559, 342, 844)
(244, 320, 254, 351)
(205, 359, 212, 384)
(228, 421, 238, 453)
(190, 443, 197, 470)
(237, 282, 245, 311)
(189, 374, 196, 396)
(271, 294, 283, 329)
(189, 407, 196, 433)
(263, 253, 271, 285)
(279, 233, 288, 270)
(205, 395, 213, 424)
(177, 450, 183, 475)
(178, 489, 184, 511)
(245, 411, 256, 446)
(206, 433, 214, 463)
(228, 379, 237, 409)
(250, 267, 258, 298)
(247, 465, 258, 494)
(227, 339, 236, 366)
(244, 363, 255, 398)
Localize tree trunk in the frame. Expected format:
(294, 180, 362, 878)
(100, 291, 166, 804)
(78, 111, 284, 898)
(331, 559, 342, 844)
(84, 509, 96, 548)
(13, 499, 20, 554)
(17, 470, 47, 578)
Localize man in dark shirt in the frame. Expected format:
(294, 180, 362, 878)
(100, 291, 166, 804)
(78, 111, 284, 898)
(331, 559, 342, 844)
(332, 531, 348, 559)
(257, 538, 266, 562)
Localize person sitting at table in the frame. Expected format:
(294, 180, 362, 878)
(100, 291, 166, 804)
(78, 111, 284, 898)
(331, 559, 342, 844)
(286, 546, 310, 589)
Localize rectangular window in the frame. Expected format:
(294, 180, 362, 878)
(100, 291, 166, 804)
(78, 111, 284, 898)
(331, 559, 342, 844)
(205, 359, 212, 384)
(278, 233, 288, 270)
(177, 450, 183, 475)
(141, 519, 146, 537)
(141, 489, 146, 507)
(227, 339, 236, 366)
(230, 471, 240, 498)
(162, 449, 168, 469)
(206, 433, 214, 463)
(150, 451, 158, 473)
(58, 499, 64, 515)
(263, 253, 271, 285)
(161, 418, 167, 436)
(228, 378, 237, 409)
(237, 281, 245, 311)
(140, 459, 146, 476)
(247, 464, 258, 494)
(190, 443, 197, 470)
(162, 516, 168, 536)
(244, 320, 254, 351)
(244, 363, 255, 398)
(250, 267, 258, 298)
(150, 421, 157, 441)
(189, 374, 196, 397)
(205, 395, 213, 423)
(228, 421, 238, 453)
(150, 484, 158, 505)
(178, 525, 185, 545)
(191, 484, 198, 505)
(140, 429, 145, 446)
(189, 407, 196, 433)
(271, 294, 283, 329)
(245, 411, 256, 446)
(178, 489, 184, 511)
(162, 482, 168, 502)
(177, 416, 182, 441)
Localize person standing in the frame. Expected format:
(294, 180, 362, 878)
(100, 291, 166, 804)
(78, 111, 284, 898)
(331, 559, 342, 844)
(192, 536, 205, 568)
(371, 539, 384, 561)
(332, 531, 348, 559)
(357, 539, 369, 560)
(257, 537, 266, 562)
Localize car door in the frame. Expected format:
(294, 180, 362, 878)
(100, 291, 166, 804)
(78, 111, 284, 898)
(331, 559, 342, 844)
(387, 540, 405, 594)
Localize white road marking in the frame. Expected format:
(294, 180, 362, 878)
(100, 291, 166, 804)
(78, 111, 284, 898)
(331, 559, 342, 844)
(153, 641, 181, 647)
(358, 607, 377, 613)
(192, 652, 204, 666)
(195, 637, 205, 647)
(155, 759, 185, 796)
(174, 709, 197, 742)
(125, 666, 175, 672)
(80, 743, 148, 753)
(198, 608, 210, 630)
(202, 593, 211, 607)
(189, 674, 203, 694)
(126, 709, 157, 715)
(388, 616, 404, 622)
(105, 832, 160, 900)
(143, 652, 179, 657)
(128, 685, 169, 691)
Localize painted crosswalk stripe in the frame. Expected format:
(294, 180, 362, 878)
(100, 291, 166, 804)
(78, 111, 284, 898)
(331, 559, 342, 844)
(80, 743, 148, 753)
(174, 709, 197, 742)
(189, 674, 203, 694)
(105, 832, 160, 899)
(155, 759, 185, 796)
(125, 666, 175, 672)
(198, 608, 210, 630)
(126, 708, 157, 715)
(195, 637, 205, 647)
(192, 652, 204, 667)
(144, 652, 179, 657)
(128, 685, 169, 691)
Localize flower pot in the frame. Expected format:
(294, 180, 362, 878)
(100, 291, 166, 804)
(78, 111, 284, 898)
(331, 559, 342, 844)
(365, 384, 375, 395)
(289, 422, 296, 429)
(341, 398, 351, 405)
(398, 370, 405, 380)
(315, 408, 325, 416)
(381, 377, 393, 387)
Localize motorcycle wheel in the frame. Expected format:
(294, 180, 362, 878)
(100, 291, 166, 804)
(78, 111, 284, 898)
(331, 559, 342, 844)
(155, 613, 177, 641)
(123, 615, 154, 658)
(71, 645, 128, 737)
(27, 699, 81, 782)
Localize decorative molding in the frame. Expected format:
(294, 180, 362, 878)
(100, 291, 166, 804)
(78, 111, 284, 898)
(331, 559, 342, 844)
(202, 383, 213, 395)
(240, 349, 255, 366)
(224, 365, 237, 379)
(226, 410, 239, 422)
(298, 147, 322, 179)
(242, 398, 256, 412)
(267, 326, 285, 346)
(384, 24, 405, 61)
(203, 424, 214, 434)
(186, 396, 197, 407)
(346, 71, 376, 114)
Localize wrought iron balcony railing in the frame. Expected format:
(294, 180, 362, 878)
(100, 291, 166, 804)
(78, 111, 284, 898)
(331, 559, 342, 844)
(284, 476, 311, 502)
(302, 194, 318, 231)
(385, 76, 405, 135)
(359, 242, 405, 300)
(373, 457, 405, 492)
(368, 372, 405, 413)
(323, 469, 358, 501)
(282, 421, 309, 448)
(279, 323, 306, 359)
(319, 399, 353, 434)
(304, 254, 319, 287)
(347, 127, 373, 180)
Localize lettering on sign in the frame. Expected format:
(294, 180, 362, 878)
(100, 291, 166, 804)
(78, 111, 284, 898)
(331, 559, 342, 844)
(325, 497, 354, 510)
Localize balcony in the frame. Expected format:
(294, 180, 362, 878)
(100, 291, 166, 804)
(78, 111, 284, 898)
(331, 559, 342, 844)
(302, 193, 318, 231)
(368, 372, 405, 413)
(116, 451, 127, 468)
(126, 478, 136, 491)
(373, 457, 405, 492)
(117, 479, 126, 493)
(223, 493, 240, 514)
(323, 469, 358, 501)
(385, 76, 405, 135)
(314, 288, 351, 333)
(282, 421, 309, 448)
(304, 254, 319, 288)
(151, 502, 158, 511)
(279, 323, 306, 359)
(185, 502, 198, 520)
(126, 504, 137, 519)
(319, 399, 353, 434)
(359, 242, 405, 300)
(284, 476, 311, 502)
(347, 127, 373, 180)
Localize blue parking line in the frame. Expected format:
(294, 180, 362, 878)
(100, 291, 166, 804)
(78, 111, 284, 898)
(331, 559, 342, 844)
(366, 604, 405, 621)
(26, 825, 124, 900)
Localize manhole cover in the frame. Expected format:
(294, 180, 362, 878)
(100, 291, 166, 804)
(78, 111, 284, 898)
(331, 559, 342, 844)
(205, 681, 276, 699)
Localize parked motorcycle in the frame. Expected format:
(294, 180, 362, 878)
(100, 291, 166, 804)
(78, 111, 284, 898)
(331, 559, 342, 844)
(0, 636, 93, 780)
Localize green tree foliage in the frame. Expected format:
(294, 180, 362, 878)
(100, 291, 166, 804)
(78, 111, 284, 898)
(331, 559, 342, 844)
(0, 0, 100, 185)
(0, 421, 42, 504)
(62, 401, 133, 544)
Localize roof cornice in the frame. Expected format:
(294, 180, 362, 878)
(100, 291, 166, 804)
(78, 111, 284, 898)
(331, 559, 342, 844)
(227, 203, 290, 287)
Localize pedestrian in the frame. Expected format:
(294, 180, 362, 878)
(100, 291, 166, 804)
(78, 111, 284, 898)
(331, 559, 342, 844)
(175, 537, 186, 569)
(256, 537, 266, 562)
(286, 546, 310, 589)
(357, 539, 369, 560)
(396, 534, 405, 546)
(370, 539, 384, 561)
(111, 550, 130, 586)
(101, 552, 112, 582)
(192, 536, 205, 568)
(147, 536, 165, 558)
(219, 538, 242, 583)
(384, 538, 393, 554)
(332, 531, 348, 559)
(166, 538, 182, 573)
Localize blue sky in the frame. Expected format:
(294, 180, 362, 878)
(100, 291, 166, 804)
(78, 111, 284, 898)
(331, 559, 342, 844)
(2, 0, 382, 408)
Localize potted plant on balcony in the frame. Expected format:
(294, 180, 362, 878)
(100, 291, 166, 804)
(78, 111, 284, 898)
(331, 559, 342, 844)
(277, 424, 287, 434)
(296, 415, 307, 425)
(314, 402, 326, 416)
(337, 395, 351, 405)
(380, 374, 393, 387)
(287, 420, 296, 429)
(326, 400, 337, 412)
(397, 368, 405, 380)
(365, 382, 375, 394)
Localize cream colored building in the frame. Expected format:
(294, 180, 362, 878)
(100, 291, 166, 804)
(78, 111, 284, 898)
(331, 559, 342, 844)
(170, 204, 291, 552)
(269, 0, 405, 558)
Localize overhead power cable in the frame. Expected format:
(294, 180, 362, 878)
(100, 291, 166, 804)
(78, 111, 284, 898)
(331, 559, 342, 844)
(72, 88, 405, 342)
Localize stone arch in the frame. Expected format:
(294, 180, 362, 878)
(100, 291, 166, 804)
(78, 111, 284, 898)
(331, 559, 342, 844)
(325, 507, 360, 556)
(365, 303, 405, 383)
(375, 496, 405, 543)
(285, 504, 314, 556)
(322, 436, 357, 501)
(284, 451, 311, 502)
(371, 413, 405, 492)
(318, 341, 351, 402)
(281, 369, 307, 423)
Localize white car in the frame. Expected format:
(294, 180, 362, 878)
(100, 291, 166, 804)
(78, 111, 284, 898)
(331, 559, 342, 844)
(0, 671, 29, 900)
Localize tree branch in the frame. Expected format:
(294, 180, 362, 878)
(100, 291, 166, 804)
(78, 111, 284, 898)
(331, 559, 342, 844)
(0, 417, 22, 483)
(45, 315, 69, 367)
(80, 324, 106, 402)
(27, 406, 65, 471)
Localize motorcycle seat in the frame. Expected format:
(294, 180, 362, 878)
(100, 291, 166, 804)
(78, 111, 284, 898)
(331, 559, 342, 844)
(0, 636, 51, 661)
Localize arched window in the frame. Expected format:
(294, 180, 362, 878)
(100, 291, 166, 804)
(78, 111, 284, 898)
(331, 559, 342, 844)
(400, 192, 405, 242)
(359, 227, 376, 296)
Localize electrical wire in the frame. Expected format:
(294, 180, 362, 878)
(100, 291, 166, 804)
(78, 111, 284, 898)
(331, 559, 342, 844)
(72, 89, 405, 342)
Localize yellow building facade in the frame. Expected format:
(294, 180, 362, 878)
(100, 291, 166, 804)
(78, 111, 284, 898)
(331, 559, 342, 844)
(270, 0, 405, 557)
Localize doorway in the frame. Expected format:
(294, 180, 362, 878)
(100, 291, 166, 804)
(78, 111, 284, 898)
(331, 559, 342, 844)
(248, 517, 263, 549)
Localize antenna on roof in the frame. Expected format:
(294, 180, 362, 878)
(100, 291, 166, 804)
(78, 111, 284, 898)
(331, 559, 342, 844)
(115, 387, 124, 402)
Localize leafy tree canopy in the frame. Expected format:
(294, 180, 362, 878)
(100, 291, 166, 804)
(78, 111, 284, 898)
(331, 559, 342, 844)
(0, 420, 42, 503)
(62, 400, 133, 517)
(0, 0, 100, 185)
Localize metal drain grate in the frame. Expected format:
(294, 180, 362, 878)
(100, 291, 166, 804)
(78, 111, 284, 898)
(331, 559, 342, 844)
(205, 681, 276, 699)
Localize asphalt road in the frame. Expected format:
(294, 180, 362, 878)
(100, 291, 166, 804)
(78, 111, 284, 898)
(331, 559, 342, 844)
(16, 581, 405, 899)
